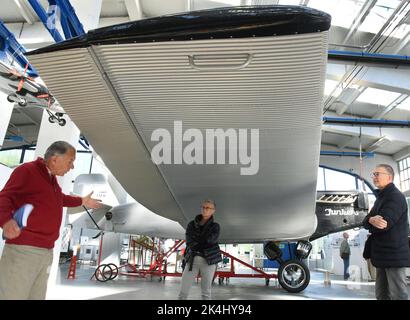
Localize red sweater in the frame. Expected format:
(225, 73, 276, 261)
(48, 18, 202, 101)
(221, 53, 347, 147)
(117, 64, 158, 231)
(0, 157, 82, 249)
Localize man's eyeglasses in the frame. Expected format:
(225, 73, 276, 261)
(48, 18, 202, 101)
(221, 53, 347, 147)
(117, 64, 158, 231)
(371, 172, 390, 177)
(201, 206, 215, 210)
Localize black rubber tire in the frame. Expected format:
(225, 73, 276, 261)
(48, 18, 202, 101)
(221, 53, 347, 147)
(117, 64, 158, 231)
(18, 98, 27, 107)
(58, 118, 66, 126)
(277, 259, 310, 293)
(7, 94, 16, 103)
(107, 263, 118, 280)
(48, 116, 56, 124)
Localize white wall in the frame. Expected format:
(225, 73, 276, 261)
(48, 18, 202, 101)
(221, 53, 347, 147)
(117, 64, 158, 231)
(0, 93, 14, 148)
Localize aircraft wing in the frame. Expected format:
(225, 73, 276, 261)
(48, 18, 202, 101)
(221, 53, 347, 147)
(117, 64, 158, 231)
(68, 203, 112, 227)
(28, 6, 331, 243)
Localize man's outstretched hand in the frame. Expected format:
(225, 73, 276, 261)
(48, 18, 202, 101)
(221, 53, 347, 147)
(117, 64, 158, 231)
(82, 191, 102, 209)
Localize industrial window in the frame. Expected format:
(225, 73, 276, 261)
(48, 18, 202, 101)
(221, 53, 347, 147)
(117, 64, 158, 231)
(398, 157, 410, 192)
(323, 169, 357, 191)
(0, 149, 21, 167)
(317, 167, 357, 191)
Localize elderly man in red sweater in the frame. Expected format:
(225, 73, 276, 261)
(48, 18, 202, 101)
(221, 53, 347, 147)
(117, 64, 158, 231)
(0, 141, 101, 299)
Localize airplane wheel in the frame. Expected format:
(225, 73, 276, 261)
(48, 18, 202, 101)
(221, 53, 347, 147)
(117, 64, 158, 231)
(265, 278, 270, 286)
(48, 116, 56, 124)
(7, 94, 16, 103)
(18, 98, 27, 107)
(58, 118, 66, 126)
(277, 259, 310, 293)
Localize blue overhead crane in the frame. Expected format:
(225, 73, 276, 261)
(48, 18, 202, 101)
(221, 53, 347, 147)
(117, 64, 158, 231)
(0, 0, 85, 76)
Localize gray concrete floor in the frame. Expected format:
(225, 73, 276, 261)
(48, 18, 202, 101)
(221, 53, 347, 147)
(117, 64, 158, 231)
(45, 263, 410, 300)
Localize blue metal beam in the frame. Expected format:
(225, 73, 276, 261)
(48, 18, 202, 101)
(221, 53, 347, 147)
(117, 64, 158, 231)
(53, 0, 85, 38)
(322, 116, 410, 128)
(328, 50, 410, 67)
(59, 12, 73, 39)
(0, 20, 38, 77)
(320, 150, 375, 158)
(27, 0, 64, 42)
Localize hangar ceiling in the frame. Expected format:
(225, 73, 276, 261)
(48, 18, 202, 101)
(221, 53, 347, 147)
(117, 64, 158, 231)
(1, 0, 410, 160)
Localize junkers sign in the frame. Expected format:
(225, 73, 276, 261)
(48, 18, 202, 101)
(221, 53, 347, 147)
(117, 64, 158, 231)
(324, 207, 358, 216)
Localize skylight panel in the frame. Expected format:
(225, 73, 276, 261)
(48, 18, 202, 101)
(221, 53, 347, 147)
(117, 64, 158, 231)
(396, 97, 410, 111)
(307, 0, 362, 29)
(359, 0, 401, 34)
(357, 87, 401, 106)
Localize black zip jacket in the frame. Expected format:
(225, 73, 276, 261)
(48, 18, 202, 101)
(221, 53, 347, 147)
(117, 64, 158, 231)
(362, 183, 410, 268)
(185, 215, 222, 270)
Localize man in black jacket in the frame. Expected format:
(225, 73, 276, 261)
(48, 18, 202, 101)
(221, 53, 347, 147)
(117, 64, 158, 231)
(363, 164, 410, 300)
(178, 199, 222, 300)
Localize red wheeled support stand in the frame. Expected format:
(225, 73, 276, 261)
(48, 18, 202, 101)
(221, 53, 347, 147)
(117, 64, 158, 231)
(215, 249, 277, 285)
(118, 239, 278, 285)
(119, 238, 186, 280)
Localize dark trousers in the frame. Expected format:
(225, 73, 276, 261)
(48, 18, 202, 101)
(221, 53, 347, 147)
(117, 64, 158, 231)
(376, 267, 408, 300)
(342, 257, 350, 280)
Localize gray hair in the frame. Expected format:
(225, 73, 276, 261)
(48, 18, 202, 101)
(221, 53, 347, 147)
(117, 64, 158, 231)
(44, 141, 75, 160)
(202, 199, 216, 209)
(376, 164, 394, 180)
